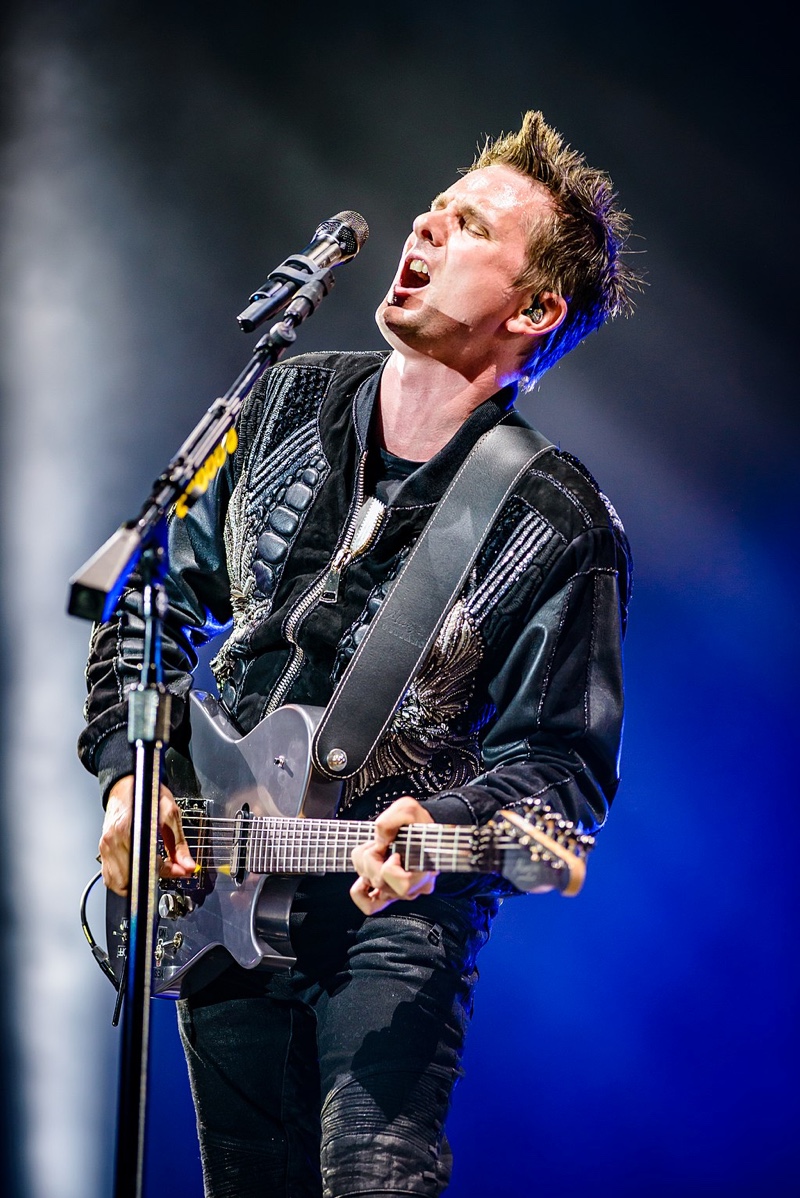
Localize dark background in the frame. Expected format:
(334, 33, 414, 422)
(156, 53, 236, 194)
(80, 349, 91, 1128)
(1, 3, 797, 1196)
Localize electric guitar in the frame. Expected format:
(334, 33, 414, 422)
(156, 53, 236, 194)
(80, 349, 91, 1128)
(103, 691, 594, 998)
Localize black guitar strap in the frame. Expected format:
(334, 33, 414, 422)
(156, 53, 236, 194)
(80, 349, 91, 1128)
(312, 420, 553, 780)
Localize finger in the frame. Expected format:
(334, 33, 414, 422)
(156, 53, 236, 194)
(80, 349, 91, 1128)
(351, 844, 367, 875)
(351, 841, 387, 891)
(158, 792, 196, 872)
(373, 796, 434, 845)
(349, 875, 397, 915)
(349, 875, 374, 914)
(380, 855, 437, 900)
(377, 852, 412, 897)
(411, 872, 437, 898)
(159, 859, 196, 881)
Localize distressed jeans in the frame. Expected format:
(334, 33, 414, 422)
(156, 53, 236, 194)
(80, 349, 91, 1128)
(177, 891, 494, 1198)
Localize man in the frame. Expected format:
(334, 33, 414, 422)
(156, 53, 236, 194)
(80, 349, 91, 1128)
(82, 111, 636, 1196)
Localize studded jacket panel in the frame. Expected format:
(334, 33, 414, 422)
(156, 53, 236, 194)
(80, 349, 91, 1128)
(79, 350, 631, 849)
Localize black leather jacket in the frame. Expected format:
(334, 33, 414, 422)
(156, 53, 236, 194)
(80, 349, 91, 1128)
(80, 351, 631, 841)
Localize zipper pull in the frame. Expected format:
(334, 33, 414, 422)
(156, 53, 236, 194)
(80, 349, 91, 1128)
(321, 549, 349, 604)
(321, 498, 386, 605)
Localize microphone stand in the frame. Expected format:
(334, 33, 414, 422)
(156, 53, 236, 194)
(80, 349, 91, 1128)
(68, 265, 336, 1198)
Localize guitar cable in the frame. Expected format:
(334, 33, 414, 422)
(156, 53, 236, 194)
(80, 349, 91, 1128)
(80, 870, 121, 990)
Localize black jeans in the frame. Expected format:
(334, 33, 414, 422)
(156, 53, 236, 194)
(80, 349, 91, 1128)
(177, 889, 494, 1198)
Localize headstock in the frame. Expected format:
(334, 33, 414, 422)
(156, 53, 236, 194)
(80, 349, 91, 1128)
(486, 799, 595, 896)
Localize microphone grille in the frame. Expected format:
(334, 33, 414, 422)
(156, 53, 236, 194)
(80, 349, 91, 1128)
(319, 210, 370, 256)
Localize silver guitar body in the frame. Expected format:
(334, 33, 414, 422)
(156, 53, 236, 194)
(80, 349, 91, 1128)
(105, 692, 341, 998)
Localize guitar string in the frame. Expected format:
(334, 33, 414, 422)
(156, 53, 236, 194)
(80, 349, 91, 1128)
(175, 823, 569, 851)
(175, 815, 566, 839)
(178, 826, 476, 867)
(174, 817, 568, 843)
(159, 815, 569, 872)
(169, 817, 483, 871)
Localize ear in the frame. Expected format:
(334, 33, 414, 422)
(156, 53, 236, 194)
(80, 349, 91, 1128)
(506, 291, 568, 338)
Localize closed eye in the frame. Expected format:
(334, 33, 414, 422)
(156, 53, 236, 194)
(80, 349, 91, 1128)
(430, 194, 491, 238)
(462, 216, 488, 237)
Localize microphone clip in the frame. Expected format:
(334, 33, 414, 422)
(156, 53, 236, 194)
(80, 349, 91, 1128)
(238, 252, 335, 333)
(254, 263, 336, 358)
(269, 254, 336, 312)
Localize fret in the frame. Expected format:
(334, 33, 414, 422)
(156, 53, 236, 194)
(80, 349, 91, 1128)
(435, 826, 446, 872)
(342, 822, 355, 872)
(400, 827, 410, 871)
(258, 817, 266, 873)
(318, 819, 327, 873)
(247, 818, 256, 872)
(339, 820, 350, 872)
(453, 832, 462, 871)
(325, 820, 334, 873)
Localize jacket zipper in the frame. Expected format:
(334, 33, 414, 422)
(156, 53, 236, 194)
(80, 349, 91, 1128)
(321, 492, 385, 603)
(263, 453, 385, 715)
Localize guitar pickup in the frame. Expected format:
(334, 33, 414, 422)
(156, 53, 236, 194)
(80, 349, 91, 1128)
(230, 805, 251, 884)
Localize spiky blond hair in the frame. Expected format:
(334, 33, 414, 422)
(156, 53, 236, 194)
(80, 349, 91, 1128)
(471, 111, 639, 386)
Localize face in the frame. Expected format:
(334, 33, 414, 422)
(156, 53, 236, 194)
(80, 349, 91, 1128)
(376, 163, 550, 373)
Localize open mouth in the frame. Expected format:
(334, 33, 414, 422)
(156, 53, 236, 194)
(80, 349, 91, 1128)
(399, 257, 430, 290)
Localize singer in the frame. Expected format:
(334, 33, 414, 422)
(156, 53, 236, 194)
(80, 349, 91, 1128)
(82, 111, 638, 1197)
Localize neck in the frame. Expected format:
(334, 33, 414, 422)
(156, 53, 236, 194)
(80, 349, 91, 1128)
(377, 351, 515, 461)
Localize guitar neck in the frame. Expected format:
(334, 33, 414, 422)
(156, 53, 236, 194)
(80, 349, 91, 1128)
(177, 800, 592, 895)
(245, 817, 479, 876)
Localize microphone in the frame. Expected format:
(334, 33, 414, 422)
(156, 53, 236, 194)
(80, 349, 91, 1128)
(237, 211, 369, 332)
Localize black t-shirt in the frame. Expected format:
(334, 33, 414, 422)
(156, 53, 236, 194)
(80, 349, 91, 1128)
(373, 446, 424, 504)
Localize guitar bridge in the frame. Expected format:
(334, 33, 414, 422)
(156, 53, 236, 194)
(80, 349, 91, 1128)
(173, 796, 208, 886)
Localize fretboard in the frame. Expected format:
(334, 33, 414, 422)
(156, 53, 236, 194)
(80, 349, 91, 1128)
(245, 817, 479, 876)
